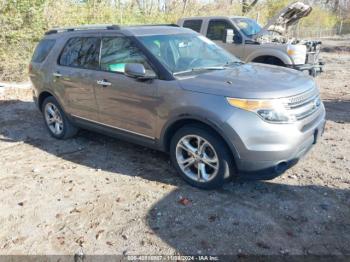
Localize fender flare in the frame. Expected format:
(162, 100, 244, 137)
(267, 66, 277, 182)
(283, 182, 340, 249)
(159, 114, 240, 161)
(245, 49, 292, 65)
(37, 89, 66, 114)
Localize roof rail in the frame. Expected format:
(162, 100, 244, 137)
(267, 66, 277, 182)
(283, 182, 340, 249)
(127, 23, 180, 27)
(44, 23, 179, 35)
(45, 24, 121, 35)
(147, 23, 179, 27)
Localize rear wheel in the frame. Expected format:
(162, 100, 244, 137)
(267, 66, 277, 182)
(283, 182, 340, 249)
(42, 96, 78, 139)
(170, 124, 234, 189)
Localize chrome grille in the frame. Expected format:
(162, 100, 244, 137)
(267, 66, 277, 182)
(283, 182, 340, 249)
(305, 42, 321, 64)
(284, 88, 321, 121)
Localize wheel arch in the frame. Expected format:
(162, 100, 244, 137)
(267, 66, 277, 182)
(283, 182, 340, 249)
(252, 55, 286, 66)
(38, 90, 66, 114)
(246, 50, 292, 65)
(160, 116, 239, 163)
(38, 91, 54, 111)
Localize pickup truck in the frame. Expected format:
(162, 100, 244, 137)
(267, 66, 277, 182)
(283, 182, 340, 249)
(177, 2, 324, 76)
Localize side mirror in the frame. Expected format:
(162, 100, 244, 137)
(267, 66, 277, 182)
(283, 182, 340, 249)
(124, 63, 156, 80)
(223, 29, 234, 44)
(125, 63, 146, 78)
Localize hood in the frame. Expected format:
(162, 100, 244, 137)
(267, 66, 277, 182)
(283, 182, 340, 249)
(257, 1, 312, 37)
(177, 63, 316, 99)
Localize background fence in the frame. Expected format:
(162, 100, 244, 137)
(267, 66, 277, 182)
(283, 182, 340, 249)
(293, 23, 350, 39)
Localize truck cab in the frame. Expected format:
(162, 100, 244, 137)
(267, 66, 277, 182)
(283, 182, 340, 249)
(177, 2, 324, 76)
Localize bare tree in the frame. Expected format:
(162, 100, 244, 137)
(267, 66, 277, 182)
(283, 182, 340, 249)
(242, 0, 259, 14)
(135, 0, 156, 15)
(324, 0, 340, 12)
(182, 0, 189, 14)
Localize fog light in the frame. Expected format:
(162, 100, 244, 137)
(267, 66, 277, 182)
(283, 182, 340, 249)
(257, 109, 289, 122)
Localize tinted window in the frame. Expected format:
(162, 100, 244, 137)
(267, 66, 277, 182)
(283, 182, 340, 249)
(207, 20, 242, 43)
(59, 37, 100, 69)
(100, 37, 151, 73)
(32, 39, 56, 63)
(207, 20, 233, 41)
(183, 20, 203, 33)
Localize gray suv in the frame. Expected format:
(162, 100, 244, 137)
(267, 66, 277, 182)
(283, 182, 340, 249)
(30, 24, 326, 189)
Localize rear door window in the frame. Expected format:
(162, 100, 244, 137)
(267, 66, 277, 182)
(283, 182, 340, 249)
(59, 37, 100, 70)
(31, 39, 56, 63)
(183, 20, 203, 33)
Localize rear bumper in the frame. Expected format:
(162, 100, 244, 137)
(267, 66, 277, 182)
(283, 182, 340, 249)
(32, 88, 39, 108)
(33, 95, 38, 107)
(288, 60, 325, 77)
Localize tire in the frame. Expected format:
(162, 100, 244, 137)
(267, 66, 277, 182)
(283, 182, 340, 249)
(41, 96, 78, 139)
(170, 124, 234, 189)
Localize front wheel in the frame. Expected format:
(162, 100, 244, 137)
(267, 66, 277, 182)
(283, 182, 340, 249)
(170, 124, 234, 189)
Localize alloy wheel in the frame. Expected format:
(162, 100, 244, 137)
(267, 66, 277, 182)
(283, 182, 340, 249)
(44, 102, 64, 136)
(175, 135, 219, 182)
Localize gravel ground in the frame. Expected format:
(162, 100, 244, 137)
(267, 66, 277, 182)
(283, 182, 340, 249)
(0, 39, 349, 257)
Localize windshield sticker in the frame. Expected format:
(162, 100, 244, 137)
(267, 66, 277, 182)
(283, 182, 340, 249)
(178, 41, 192, 48)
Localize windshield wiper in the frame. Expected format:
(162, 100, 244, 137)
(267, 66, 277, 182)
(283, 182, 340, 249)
(224, 61, 244, 67)
(173, 66, 226, 76)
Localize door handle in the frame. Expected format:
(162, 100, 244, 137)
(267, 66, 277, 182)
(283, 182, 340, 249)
(53, 72, 62, 77)
(97, 80, 111, 87)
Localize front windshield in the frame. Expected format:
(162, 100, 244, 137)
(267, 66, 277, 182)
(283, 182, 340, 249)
(232, 18, 262, 37)
(138, 33, 241, 75)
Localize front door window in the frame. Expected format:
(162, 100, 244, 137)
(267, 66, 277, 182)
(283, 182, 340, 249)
(207, 20, 242, 44)
(100, 37, 152, 74)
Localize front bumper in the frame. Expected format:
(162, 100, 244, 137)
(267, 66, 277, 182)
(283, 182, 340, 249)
(236, 125, 322, 180)
(288, 60, 325, 77)
(223, 104, 326, 180)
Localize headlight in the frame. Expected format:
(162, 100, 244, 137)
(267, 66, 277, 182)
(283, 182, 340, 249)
(287, 45, 307, 65)
(287, 49, 297, 56)
(226, 97, 294, 123)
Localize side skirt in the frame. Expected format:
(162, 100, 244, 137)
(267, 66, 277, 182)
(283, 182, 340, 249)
(70, 115, 162, 151)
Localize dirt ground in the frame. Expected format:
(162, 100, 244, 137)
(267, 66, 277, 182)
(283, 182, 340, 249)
(0, 38, 349, 257)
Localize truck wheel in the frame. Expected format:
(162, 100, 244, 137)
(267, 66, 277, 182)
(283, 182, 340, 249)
(42, 96, 78, 139)
(170, 124, 234, 189)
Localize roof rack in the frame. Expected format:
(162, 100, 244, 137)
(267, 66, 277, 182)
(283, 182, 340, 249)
(44, 23, 179, 35)
(45, 24, 121, 35)
(127, 23, 179, 27)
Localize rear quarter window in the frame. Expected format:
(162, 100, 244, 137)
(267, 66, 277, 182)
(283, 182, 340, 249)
(31, 39, 56, 63)
(183, 20, 203, 33)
